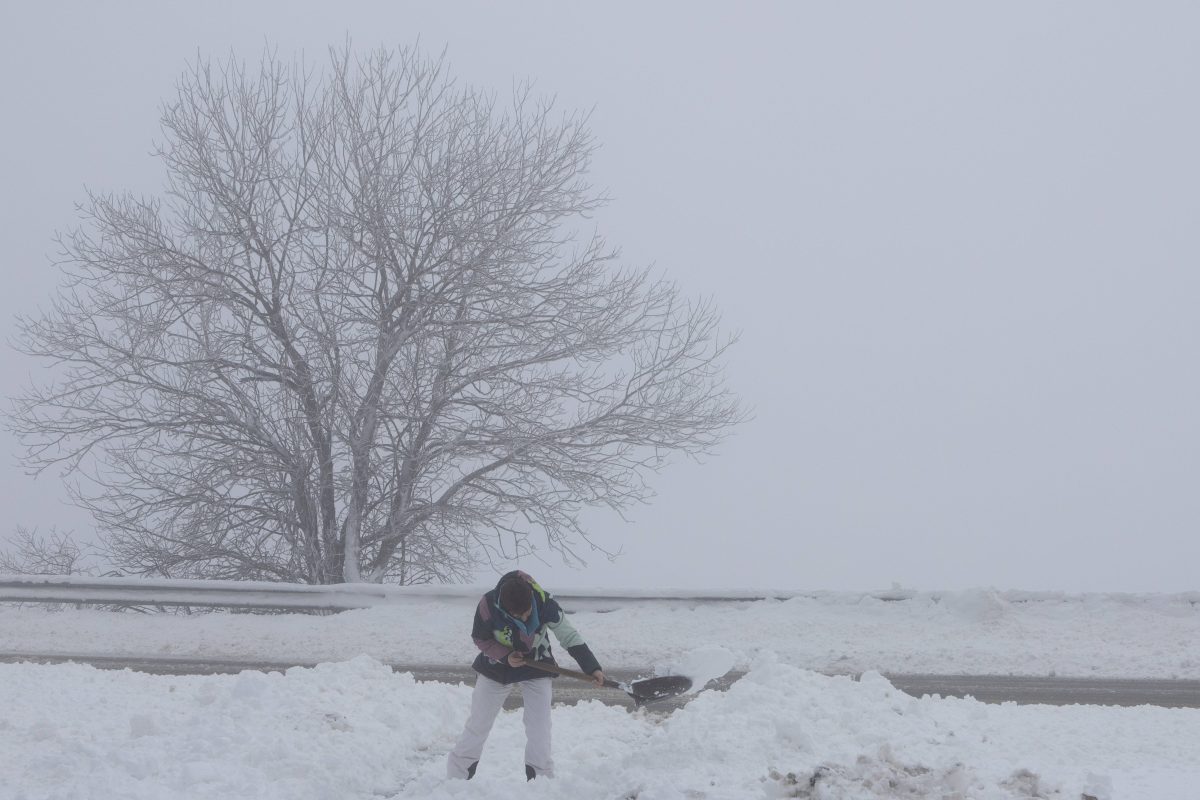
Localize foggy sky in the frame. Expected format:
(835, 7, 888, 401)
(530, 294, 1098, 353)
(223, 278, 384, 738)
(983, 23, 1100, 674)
(2, 1, 1197, 592)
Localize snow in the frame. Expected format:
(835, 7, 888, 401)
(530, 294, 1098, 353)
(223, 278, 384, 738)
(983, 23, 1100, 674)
(2, 655, 1196, 799)
(2, 588, 1198, 797)
(663, 645, 737, 691)
(3, 588, 1198, 678)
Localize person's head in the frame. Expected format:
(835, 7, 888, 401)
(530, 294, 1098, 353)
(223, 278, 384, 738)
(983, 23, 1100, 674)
(500, 578, 533, 621)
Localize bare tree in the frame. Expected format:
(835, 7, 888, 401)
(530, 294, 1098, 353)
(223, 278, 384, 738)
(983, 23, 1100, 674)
(0, 527, 88, 576)
(8, 44, 744, 585)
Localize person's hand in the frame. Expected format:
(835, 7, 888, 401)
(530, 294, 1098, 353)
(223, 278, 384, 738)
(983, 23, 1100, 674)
(507, 651, 526, 668)
(592, 669, 605, 687)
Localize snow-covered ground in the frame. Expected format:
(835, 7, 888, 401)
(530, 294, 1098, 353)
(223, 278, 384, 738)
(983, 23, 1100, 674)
(3, 588, 1198, 678)
(3, 588, 1199, 798)
(2, 655, 1195, 799)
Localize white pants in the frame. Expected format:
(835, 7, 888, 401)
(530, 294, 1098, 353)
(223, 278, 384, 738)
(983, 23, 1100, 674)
(446, 674, 554, 779)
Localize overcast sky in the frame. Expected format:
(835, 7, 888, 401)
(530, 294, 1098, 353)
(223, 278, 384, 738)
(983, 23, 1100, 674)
(1, 1, 1197, 592)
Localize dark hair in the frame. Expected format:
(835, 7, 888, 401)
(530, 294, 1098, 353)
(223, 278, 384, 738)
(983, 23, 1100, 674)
(500, 578, 533, 616)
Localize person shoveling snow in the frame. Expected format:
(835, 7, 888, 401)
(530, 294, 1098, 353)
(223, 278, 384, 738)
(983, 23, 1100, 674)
(446, 572, 698, 782)
(444, 571, 629, 781)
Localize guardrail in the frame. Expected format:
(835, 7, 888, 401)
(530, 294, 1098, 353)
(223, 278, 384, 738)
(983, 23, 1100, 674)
(0, 575, 920, 611)
(0, 575, 390, 610)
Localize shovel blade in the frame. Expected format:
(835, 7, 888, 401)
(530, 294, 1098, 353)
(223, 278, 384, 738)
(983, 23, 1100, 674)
(627, 675, 693, 705)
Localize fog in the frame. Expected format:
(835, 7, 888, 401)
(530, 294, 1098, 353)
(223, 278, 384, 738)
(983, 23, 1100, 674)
(2, 1, 1197, 591)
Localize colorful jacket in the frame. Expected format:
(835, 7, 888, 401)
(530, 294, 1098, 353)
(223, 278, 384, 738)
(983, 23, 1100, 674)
(470, 570, 602, 684)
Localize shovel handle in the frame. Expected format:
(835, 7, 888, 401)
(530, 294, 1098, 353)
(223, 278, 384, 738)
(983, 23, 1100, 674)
(523, 659, 621, 690)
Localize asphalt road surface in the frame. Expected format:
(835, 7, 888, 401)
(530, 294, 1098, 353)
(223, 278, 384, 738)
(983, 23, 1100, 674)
(4, 653, 1198, 710)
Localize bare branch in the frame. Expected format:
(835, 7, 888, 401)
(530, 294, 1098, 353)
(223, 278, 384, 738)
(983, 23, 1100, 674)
(7, 43, 745, 585)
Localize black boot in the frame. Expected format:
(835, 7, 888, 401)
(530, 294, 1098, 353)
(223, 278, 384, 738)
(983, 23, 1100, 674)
(467, 761, 478, 780)
(526, 764, 537, 781)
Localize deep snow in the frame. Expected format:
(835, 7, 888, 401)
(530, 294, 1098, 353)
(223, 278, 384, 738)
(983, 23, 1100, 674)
(2, 655, 1196, 800)
(2, 588, 1198, 798)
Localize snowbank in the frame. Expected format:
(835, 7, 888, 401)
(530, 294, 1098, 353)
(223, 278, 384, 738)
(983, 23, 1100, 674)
(3, 588, 1198, 678)
(1, 656, 1195, 799)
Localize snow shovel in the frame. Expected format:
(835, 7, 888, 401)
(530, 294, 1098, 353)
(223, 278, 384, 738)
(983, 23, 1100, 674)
(524, 659, 692, 706)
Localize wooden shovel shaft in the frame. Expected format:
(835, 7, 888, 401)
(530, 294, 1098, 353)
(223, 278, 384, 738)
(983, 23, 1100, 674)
(523, 658, 694, 706)
(522, 659, 621, 690)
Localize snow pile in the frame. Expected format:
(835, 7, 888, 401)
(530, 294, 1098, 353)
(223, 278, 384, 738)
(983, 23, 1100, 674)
(2, 655, 1197, 799)
(659, 644, 736, 691)
(0, 656, 465, 800)
(4, 587, 1198, 678)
